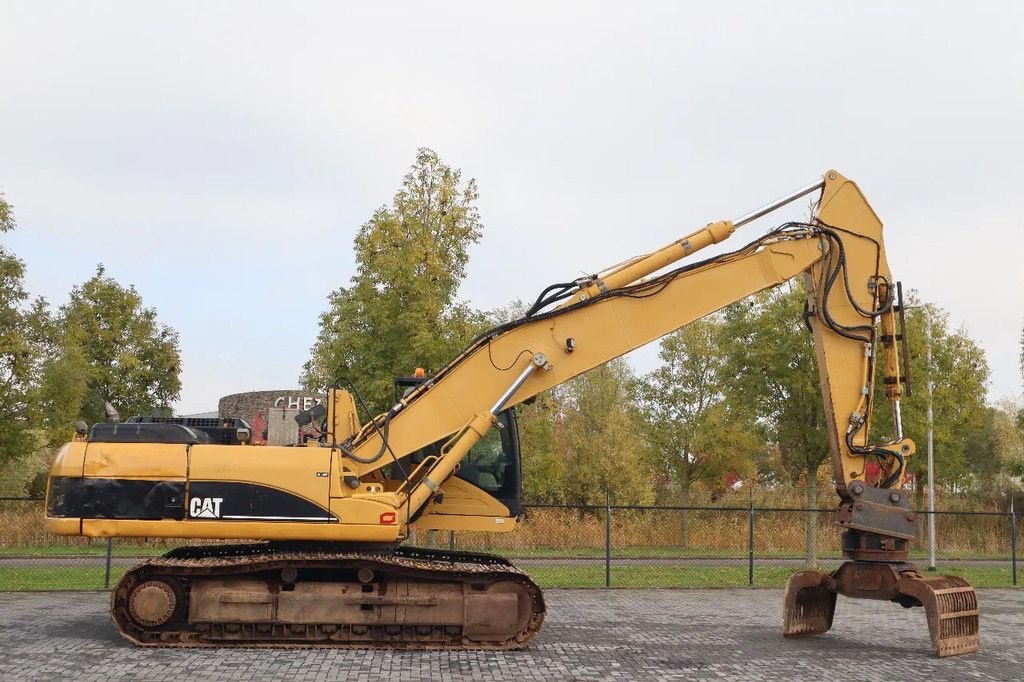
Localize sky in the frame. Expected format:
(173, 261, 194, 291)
(1, 1, 1022, 414)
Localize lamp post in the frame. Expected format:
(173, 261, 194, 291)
(924, 307, 936, 571)
(902, 303, 936, 570)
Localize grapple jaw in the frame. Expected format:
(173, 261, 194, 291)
(896, 573, 980, 657)
(782, 562, 979, 657)
(782, 570, 836, 639)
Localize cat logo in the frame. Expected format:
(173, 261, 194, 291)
(189, 496, 224, 519)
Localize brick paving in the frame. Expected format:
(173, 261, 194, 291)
(0, 589, 1019, 680)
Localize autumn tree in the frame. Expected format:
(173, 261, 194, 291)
(638, 317, 761, 547)
(303, 149, 488, 415)
(54, 265, 182, 426)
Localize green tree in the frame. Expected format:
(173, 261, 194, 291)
(303, 148, 487, 415)
(484, 299, 571, 504)
(0, 194, 50, 465)
(57, 264, 181, 425)
(1019, 323, 1024, 432)
(33, 337, 92, 448)
(557, 359, 654, 506)
(516, 391, 568, 504)
(0, 192, 14, 232)
(638, 317, 761, 547)
(720, 284, 829, 567)
(990, 399, 1024, 481)
(869, 303, 990, 498)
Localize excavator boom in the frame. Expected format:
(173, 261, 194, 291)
(45, 170, 978, 656)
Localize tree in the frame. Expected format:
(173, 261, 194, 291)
(33, 337, 92, 448)
(0, 194, 50, 465)
(557, 359, 654, 506)
(869, 302, 990, 497)
(720, 283, 830, 567)
(303, 148, 488, 415)
(638, 317, 761, 547)
(516, 391, 568, 504)
(990, 399, 1024, 481)
(1019, 323, 1024, 432)
(475, 299, 570, 503)
(0, 192, 14, 232)
(57, 265, 181, 425)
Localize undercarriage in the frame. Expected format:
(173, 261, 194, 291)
(112, 543, 545, 649)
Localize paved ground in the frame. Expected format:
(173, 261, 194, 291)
(0, 589, 1019, 681)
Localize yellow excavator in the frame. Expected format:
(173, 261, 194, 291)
(45, 170, 979, 656)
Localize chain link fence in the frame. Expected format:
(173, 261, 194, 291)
(1, 496, 1018, 591)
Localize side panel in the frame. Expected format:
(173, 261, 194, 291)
(411, 477, 517, 533)
(54, 441, 404, 541)
(48, 477, 186, 520)
(78, 442, 188, 520)
(83, 442, 187, 480)
(45, 442, 87, 534)
(48, 442, 86, 478)
(186, 445, 333, 523)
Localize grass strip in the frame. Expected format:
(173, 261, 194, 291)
(0, 564, 1015, 591)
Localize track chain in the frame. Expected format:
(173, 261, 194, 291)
(111, 543, 543, 650)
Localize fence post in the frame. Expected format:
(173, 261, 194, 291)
(605, 490, 612, 589)
(1011, 498, 1017, 588)
(104, 538, 113, 589)
(748, 494, 755, 587)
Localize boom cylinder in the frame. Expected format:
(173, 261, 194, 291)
(563, 221, 734, 306)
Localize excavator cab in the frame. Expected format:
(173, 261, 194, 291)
(391, 374, 522, 515)
(451, 410, 520, 508)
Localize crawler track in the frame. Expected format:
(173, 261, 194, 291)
(111, 543, 545, 649)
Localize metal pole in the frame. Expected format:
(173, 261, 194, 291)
(605, 490, 612, 589)
(1011, 497, 1017, 587)
(489, 356, 543, 414)
(926, 309, 937, 572)
(104, 538, 113, 589)
(732, 179, 825, 228)
(747, 486, 755, 587)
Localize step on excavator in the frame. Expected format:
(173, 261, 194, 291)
(45, 170, 979, 656)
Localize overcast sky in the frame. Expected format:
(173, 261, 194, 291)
(2, 1, 1022, 414)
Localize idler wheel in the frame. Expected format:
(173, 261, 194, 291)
(128, 580, 177, 627)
